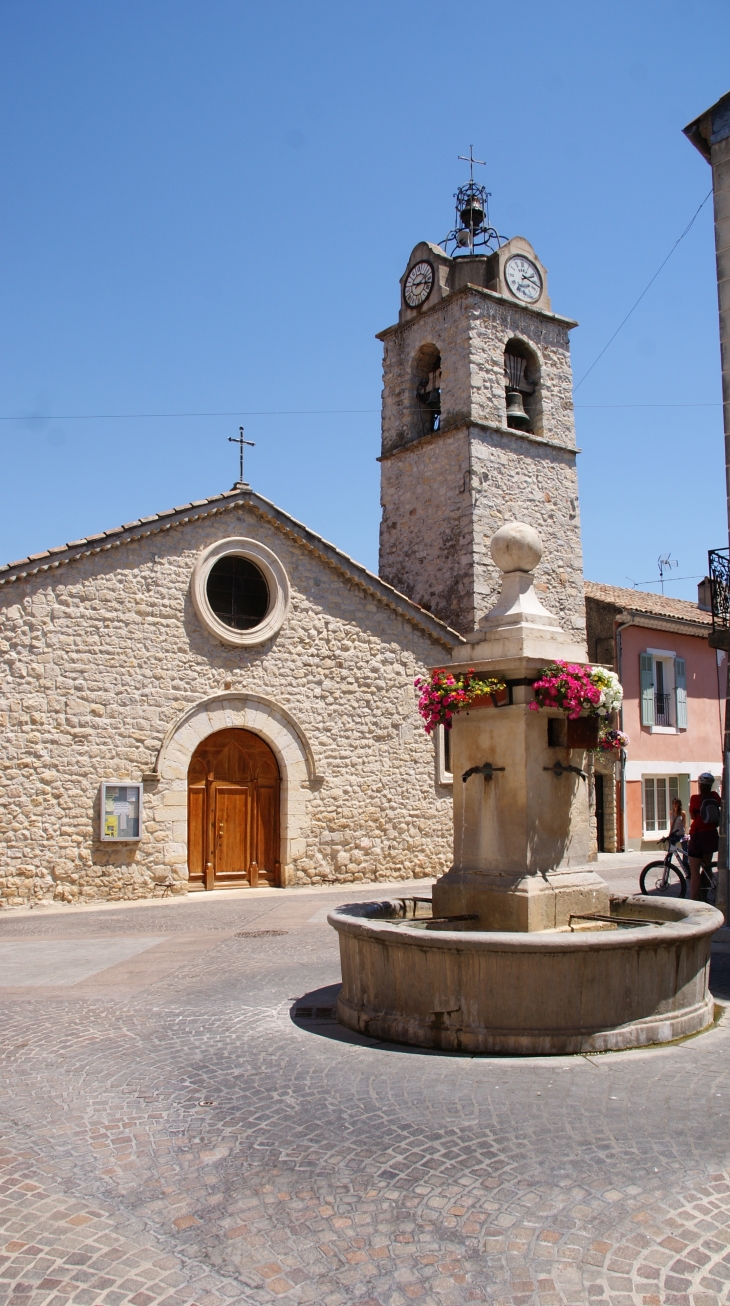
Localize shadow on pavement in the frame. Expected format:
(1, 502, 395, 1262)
(289, 983, 463, 1056)
(710, 949, 730, 1003)
(291, 961, 730, 1053)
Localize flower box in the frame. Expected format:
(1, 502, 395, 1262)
(566, 716, 600, 749)
(548, 715, 600, 749)
(531, 660, 623, 724)
(464, 686, 510, 710)
(415, 669, 507, 733)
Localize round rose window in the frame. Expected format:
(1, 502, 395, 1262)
(191, 537, 290, 648)
(206, 556, 269, 630)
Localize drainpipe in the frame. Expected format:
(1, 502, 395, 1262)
(615, 617, 634, 853)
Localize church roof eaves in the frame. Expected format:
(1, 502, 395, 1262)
(0, 484, 463, 649)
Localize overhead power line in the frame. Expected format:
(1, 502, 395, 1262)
(572, 188, 714, 394)
(628, 573, 703, 587)
(0, 194, 716, 424)
(575, 402, 720, 409)
(0, 401, 722, 423)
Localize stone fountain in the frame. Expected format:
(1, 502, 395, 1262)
(329, 524, 722, 1054)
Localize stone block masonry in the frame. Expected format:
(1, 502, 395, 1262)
(470, 427, 584, 634)
(0, 497, 455, 907)
(378, 281, 586, 637)
(380, 427, 475, 634)
(380, 423, 584, 637)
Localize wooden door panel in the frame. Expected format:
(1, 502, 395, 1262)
(187, 786, 206, 885)
(256, 785, 278, 883)
(189, 729, 280, 889)
(214, 784, 250, 882)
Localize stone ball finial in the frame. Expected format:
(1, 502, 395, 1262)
(490, 521, 542, 574)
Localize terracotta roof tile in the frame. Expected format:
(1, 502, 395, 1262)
(585, 579, 712, 625)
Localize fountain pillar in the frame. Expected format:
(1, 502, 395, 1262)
(432, 522, 610, 931)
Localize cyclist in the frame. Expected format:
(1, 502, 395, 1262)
(688, 772, 720, 900)
(668, 796, 686, 847)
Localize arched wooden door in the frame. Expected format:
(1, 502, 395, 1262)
(187, 729, 280, 890)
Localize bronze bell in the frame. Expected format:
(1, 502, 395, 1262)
(460, 196, 485, 230)
(505, 389, 531, 431)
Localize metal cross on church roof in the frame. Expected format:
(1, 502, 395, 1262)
(229, 426, 255, 488)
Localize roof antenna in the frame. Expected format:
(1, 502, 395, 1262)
(657, 553, 678, 594)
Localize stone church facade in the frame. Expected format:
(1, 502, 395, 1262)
(0, 210, 586, 907)
(0, 491, 459, 906)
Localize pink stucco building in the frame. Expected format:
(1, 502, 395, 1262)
(585, 581, 724, 851)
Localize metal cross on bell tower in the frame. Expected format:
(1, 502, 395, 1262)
(441, 146, 505, 256)
(229, 426, 255, 489)
(457, 144, 486, 185)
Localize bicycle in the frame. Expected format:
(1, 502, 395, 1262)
(639, 837, 718, 903)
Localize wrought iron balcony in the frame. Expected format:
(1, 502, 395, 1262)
(708, 547, 730, 649)
(654, 693, 671, 727)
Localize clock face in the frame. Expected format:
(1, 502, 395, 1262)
(404, 260, 434, 308)
(504, 255, 543, 303)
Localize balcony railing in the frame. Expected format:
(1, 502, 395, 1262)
(655, 693, 671, 726)
(708, 547, 730, 635)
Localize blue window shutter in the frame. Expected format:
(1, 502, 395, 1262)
(640, 654, 655, 726)
(675, 657, 687, 729)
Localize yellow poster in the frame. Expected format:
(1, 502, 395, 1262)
(104, 814, 118, 838)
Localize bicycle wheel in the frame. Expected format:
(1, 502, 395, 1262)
(639, 860, 687, 897)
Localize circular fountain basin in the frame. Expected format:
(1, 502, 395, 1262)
(328, 896, 723, 1055)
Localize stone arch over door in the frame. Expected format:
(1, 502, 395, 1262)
(151, 693, 322, 888)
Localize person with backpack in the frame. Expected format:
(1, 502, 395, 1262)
(687, 772, 721, 900)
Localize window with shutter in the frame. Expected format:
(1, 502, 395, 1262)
(644, 778, 656, 831)
(640, 654, 655, 726)
(675, 657, 687, 729)
(642, 775, 683, 837)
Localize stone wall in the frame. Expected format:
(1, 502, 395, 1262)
(594, 755, 620, 853)
(467, 291, 576, 442)
(470, 428, 585, 635)
(378, 284, 586, 637)
(379, 428, 474, 634)
(380, 291, 474, 454)
(0, 501, 454, 907)
(585, 595, 620, 668)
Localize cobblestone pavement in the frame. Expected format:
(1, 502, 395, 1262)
(1, 860, 729, 1306)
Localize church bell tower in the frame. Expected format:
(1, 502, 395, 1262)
(377, 162, 585, 639)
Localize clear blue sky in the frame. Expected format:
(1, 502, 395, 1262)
(1, 1, 728, 602)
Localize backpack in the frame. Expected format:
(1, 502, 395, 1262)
(700, 793, 721, 827)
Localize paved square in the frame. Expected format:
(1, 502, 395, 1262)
(0, 936, 165, 987)
(0, 858, 729, 1306)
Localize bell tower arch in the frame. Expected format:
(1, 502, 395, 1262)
(377, 173, 585, 640)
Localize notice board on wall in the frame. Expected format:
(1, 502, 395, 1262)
(101, 782, 142, 841)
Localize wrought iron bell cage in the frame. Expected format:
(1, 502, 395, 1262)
(441, 180, 505, 257)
